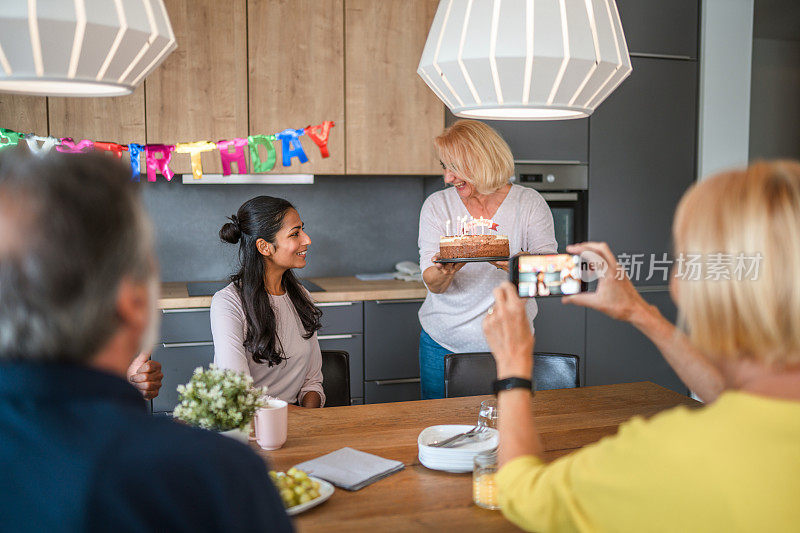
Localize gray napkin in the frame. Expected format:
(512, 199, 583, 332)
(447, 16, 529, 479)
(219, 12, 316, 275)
(293, 447, 405, 491)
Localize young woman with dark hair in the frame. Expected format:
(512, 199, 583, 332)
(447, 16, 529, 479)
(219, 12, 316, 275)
(211, 196, 324, 407)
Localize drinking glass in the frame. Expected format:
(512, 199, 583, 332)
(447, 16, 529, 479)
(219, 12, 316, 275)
(473, 449, 499, 510)
(478, 398, 498, 429)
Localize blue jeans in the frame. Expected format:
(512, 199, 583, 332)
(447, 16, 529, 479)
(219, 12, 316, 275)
(419, 329, 451, 399)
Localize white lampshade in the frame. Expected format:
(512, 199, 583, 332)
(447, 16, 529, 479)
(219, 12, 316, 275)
(0, 0, 176, 97)
(418, 0, 633, 120)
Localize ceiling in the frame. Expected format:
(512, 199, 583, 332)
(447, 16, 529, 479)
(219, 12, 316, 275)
(753, 0, 800, 41)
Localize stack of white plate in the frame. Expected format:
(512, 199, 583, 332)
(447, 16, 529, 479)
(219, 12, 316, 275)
(418, 424, 498, 473)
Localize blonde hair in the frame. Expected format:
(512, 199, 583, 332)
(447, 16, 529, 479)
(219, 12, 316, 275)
(673, 160, 800, 365)
(434, 120, 514, 195)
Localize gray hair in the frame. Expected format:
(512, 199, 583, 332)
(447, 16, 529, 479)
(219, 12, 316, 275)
(0, 150, 154, 362)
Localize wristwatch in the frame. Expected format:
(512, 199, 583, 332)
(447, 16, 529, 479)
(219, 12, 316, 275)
(493, 377, 533, 395)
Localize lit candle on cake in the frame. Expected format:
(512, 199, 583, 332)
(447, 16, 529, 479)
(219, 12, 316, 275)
(445, 219, 450, 236)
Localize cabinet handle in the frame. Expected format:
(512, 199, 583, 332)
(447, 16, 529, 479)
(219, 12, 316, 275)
(162, 308, 210, 314)
(317, 334, 355, 340)
(373, 378, 421, 386)
(316, 301, 355, 307)
(629, 52, 694, 61)
(540, 192, 578, 202)
(513, 159, 583, 165)
(374, 298, 426, 305)
(161, 341, 214, 348)
(636, 285, 670, 293)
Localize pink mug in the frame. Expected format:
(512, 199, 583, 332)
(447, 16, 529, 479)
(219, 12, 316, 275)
(251, 399, 288, 450)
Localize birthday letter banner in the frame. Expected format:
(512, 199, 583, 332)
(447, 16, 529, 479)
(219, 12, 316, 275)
(0, 121, 335, 182)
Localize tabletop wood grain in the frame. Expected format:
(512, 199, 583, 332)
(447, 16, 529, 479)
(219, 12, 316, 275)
(251, 382, 699, 532)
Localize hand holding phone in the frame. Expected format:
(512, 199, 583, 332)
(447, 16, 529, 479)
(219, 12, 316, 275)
(509, 253, 588, 297)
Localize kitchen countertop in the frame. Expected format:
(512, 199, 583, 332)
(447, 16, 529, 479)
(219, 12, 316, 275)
(159, 277, 428, 309)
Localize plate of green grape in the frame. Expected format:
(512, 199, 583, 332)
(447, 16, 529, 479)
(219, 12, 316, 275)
(269, 467, 335, 516)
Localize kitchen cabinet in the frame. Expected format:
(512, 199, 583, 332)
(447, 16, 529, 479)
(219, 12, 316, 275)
(152, 342, 215, 413)
(533, 299, 587, 385)
(152, 307, 214, 413)
(616, 0, 699, 59)
(145, 0, 248, 175)
(48, 85, 145, 148)
(472, 114, 589, 164)
(317, 301, 365, 402)
(365, 380, 421, 405)
(586, 290, 687, 394)
(364, 300, 423, 380)
(364, 299, 423, 403)
(345, 0, 444, 175)
(0, 94, 48, 135)
(247, 0, 345, 175)
(588, 57, 698, 286)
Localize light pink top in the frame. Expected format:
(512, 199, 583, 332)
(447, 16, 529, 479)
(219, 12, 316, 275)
(210, 283, 325, 406)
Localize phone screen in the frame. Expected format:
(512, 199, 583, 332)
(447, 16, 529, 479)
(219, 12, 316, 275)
(514, 254, 585, 297)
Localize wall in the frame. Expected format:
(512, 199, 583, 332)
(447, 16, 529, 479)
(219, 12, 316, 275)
(143, 175, 436, 282)
(749, 38, 800, 160)
(696, 0, 754, 180)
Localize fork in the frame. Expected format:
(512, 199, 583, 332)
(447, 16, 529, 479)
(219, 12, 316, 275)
(428, 425, 483, 448)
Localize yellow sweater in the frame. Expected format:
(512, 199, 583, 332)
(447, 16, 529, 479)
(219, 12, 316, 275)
(496, 391, 800, 532)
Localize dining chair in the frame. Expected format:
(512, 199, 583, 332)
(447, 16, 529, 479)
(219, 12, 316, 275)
(321, 350, 351, 407)
(443, 352, 580, 398)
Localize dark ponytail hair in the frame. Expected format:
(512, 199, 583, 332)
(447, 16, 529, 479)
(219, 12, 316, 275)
(220, 196, 322, 366)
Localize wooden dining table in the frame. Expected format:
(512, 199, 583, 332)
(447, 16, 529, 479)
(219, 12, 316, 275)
(252, 381, 699, 532)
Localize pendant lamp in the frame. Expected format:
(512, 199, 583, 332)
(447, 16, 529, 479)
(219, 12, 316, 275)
(0, 0, 176, 97)
(418, 0, 633, 120)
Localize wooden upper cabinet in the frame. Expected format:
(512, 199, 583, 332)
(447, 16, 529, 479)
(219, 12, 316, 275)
(146, 0, 248, 175)
(0, 95, 48, 136)
(48, 86, 145, 144)
(345, 0, 444, 175)
(248, 0, 344, 175)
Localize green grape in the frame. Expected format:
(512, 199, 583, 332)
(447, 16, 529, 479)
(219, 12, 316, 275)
(271, 468, 319, 508)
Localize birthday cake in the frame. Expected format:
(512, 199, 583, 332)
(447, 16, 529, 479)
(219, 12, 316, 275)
(439, 234, 510, 259)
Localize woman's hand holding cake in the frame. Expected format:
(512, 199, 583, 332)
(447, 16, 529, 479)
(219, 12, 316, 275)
(423, 253, 467, 294)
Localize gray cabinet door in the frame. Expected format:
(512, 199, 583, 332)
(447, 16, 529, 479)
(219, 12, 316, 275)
(364, 300, 423, 380)
(533, 298, 586, 384)
(364, 379, 421, 404)
(486, 118, 589, 164)
(586, 290, 687, 394)
(318, 302, 363, 335)
(159, 308, 212, 343)
(616, 0, 699, 59)
(318, 333, 364, 402)
(446, 110, 588, 163)
(152, 343, 215, 413)
(588, 57, 697, 286)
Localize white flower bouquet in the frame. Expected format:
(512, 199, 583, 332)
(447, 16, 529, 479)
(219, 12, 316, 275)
(173, 364, 268, 432)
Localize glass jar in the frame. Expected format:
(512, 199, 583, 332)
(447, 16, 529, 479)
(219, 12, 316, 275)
(472, 449, 500, 510)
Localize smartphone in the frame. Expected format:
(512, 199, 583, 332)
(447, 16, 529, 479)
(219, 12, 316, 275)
(509, 253, 588, 297)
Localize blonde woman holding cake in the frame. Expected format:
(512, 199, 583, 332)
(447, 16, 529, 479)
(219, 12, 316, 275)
(417, 120, 557, 399)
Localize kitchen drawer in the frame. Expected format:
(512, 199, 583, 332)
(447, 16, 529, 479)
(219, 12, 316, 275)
(159, 308, 212, 343)
(364, 379, 421, 404)
(151, 342, 215, 413)
(364, 300, 423, 380)
(318, 301, 363, 335)
(318, 333, 364, 400)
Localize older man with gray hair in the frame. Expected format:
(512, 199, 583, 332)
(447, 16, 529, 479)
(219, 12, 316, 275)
(0, 151, 292, 532)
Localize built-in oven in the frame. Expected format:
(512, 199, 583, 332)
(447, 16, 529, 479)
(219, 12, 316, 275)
(513, 162, 588, 253)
